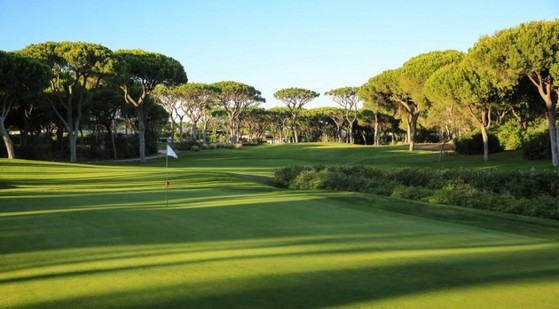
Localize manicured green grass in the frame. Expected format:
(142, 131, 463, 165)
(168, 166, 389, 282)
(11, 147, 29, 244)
(1, 143, 558, 308)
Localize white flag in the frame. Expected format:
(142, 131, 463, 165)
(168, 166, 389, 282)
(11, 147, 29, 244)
(166, 145, 178, 159)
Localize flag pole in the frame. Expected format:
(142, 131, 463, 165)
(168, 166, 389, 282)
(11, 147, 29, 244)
(166, 144, 169, 207)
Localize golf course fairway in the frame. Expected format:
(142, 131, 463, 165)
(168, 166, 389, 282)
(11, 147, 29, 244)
(1, 144, 558, 308)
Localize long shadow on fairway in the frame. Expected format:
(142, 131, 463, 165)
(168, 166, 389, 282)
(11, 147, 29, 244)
(3, 190, 559, 308)
(9, 239, 559, 308)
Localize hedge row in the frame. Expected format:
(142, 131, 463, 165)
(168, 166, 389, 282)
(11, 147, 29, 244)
(273, 165, 559, 220)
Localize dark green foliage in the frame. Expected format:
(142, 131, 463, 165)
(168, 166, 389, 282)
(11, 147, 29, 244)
(454, 133, 504, 155)
(273, 166, 313, 188)
(273, 165, 559, 219)
(176, 140, 204, 151)
(390, 185, 433, 200)
(522, 131, 551, 160)
(415, 128, 440, 143)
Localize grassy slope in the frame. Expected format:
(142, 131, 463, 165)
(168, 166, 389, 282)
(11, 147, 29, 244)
(1, 144, 558, 308)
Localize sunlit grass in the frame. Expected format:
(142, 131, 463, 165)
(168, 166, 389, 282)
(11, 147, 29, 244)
(1, 143, 558, 308)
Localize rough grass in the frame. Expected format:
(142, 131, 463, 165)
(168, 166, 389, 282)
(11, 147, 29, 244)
(1, 143, 558, 308)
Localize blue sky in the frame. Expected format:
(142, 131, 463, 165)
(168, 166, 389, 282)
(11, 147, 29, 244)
(1, 0, 557, 108)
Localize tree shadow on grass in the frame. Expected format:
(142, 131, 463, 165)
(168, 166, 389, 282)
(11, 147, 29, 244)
(338, 194, 559, 241)
(8, 240, 559, 308)
(3, 177, 559, 308)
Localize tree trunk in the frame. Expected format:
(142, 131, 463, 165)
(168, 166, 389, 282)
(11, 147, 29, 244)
(106, 125, 117, 160)
(348, 122, 354, 144)
(191, 123, 198, 141)
(546, 106, 559, 166)
(178, 116, 184, 143)
(170, 117, 175, 147)
(69, 130, 78, 162)
(361, 130, 367, 145)
(408, 113, 419, 151)
(374, 112, 379, 146)
(137, 109, 146, 163)
(230, 118, 238, 144)
(203, 120, 209, 144)
(0, 119, 15, 159)
(292, 118, 299, 143)
(480, 125, 489, 162)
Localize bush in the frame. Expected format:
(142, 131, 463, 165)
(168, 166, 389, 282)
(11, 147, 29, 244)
(273, 164, 559, 220)
(390, 185, 432, 200)
(273, 166, 313, 188)
(176, 140, 203, 151)
(495, 119, 525, 150)
(190, 145, 201, 152)
(454, 132, 504, 155)
(522, 131, 551, 160)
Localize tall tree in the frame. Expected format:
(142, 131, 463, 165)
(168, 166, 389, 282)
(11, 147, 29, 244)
(274, 87, 319, 143)
(359, 77, 399, 146)
(153, 84, 181, 146)
(267, 106, 290, 143)
(89, 86, 123, 159)
(468, 20, 559, 166)
(324, 107, 346, 142)
(325, 87, 361, 144)
(399, 50, 464, 151)
(18, 41, 115, 162)
(116, 49, 187, 162)
(0, 51, 50, 159)
(243, 107, 268, 142)
(360, 69, 415, 148)
(425, 62, 498, 161)
(212, 81, 264, 144)
(175, 83, 219, 142)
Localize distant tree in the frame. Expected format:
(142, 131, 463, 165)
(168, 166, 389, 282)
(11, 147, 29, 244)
(425, 62, 499, 161)
(212, 81, 264, 143)
(359, 78, 399, 146)
(325, 87, 361, 144)
(18, 41, 115, 162)
(468, 20, 559, 166)
(89, 86, 123, 159)
(399, 50, 464, 151)
(175, 83, 219, 142)
(502, 77, 545, 131)
(274, 87, 319, 143)
(115, 49, 187, 162)
(306, 107, 339, 142)
(325, 107, 346, 142)
(360, 70, 413, 147)
(0, 51, 50, 159)
(242, 107, 268, 142)
(357, 109, 376, 145)
(267, 106, 290, 143)
(153, 84, 181, 146)
(422, 77, 472, 149)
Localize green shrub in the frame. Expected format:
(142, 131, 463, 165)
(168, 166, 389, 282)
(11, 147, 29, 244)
(390, 185, 432, 200)
(522, 131, 551, 160)
(272, 164, 559, 220)
(273, 166, 312, 188)
(495, 119, 525, 150)
(454, 132, 504, 155)
(386, 168, 432, 187)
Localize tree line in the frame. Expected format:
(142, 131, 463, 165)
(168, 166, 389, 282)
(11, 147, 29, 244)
(360, 20, 559, 166)
(1, 20, 558, 165)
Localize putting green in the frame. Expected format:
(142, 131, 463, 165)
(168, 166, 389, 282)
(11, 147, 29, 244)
(1, 144, 558, 308)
